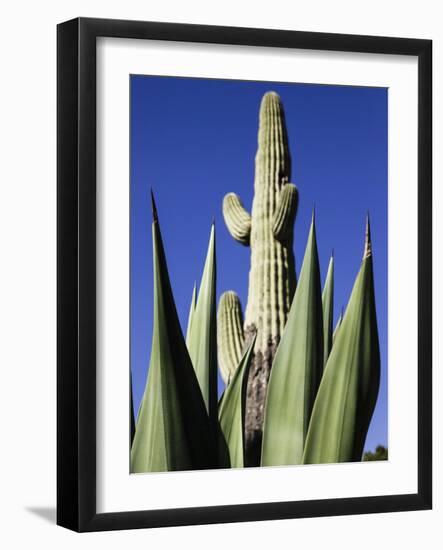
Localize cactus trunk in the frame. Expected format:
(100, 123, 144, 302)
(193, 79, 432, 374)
(221, 92, 298, 466)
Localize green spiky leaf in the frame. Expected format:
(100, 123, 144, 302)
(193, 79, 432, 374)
(333, 307, 344, 343)
(130, 197, 217, 473)
(322, 254, 334, 368)
(302, 219, 380, 464)
(187, 225, 218, 425)
(130, 371, 135, 445)
(185, 282, 197, 344)
(219, 335, 256, 468)
(261, 216, 324, 466)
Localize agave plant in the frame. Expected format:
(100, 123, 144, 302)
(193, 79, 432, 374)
(261, 216, 380, 466)
(131, 91, 381, 472)
(131, 195, 222, 472)
(302, 219, 380, 464)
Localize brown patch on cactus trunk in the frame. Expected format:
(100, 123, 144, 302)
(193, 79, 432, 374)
(244, 326, 279, 467)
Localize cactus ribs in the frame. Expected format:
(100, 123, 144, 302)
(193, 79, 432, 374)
(219, 92, 298, 466)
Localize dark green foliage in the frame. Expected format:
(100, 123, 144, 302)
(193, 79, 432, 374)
(363, 445, 388, 461)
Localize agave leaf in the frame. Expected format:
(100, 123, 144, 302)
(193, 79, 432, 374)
(333, 307, 344, 343)
(218, 388, 226, 409)
(185, 282, 197, 345)
(187, 225, 218, 425)
(302, 218, 380, 464)
(219, 335, 256, 468)
(130, 371, 135, 446)
(261, 215, 324, 466)
(130, 195, 217, 473)
(322, 254, 334, 367)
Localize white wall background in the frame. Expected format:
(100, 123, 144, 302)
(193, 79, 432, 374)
(0, 0, 440, 547)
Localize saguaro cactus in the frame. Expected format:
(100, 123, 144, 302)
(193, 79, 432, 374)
(220, 91, 298, 466)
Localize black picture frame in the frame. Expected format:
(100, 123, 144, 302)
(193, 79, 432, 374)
(57, 17, 432, 532)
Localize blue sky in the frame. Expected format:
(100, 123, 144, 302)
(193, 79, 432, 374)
(130, 75, 388, 453)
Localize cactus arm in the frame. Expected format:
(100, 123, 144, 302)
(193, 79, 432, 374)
(272, 183, 298, 241)
(217, 291, 245, 385)
(222, 193, 251, 245)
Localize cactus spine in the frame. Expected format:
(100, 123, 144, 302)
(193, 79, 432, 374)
(220, 91, 298, 466)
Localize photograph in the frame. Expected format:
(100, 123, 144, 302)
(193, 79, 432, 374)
(54, 14, 432, 534)
(129, 75, 388, 472)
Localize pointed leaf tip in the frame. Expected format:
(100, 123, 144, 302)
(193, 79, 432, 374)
(150, 189, 158, 222)
(187, 225, 218, 423)
(364, 214, 372, 259)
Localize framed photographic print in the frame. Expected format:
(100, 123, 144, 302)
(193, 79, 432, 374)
(57, 17, 432, 532)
